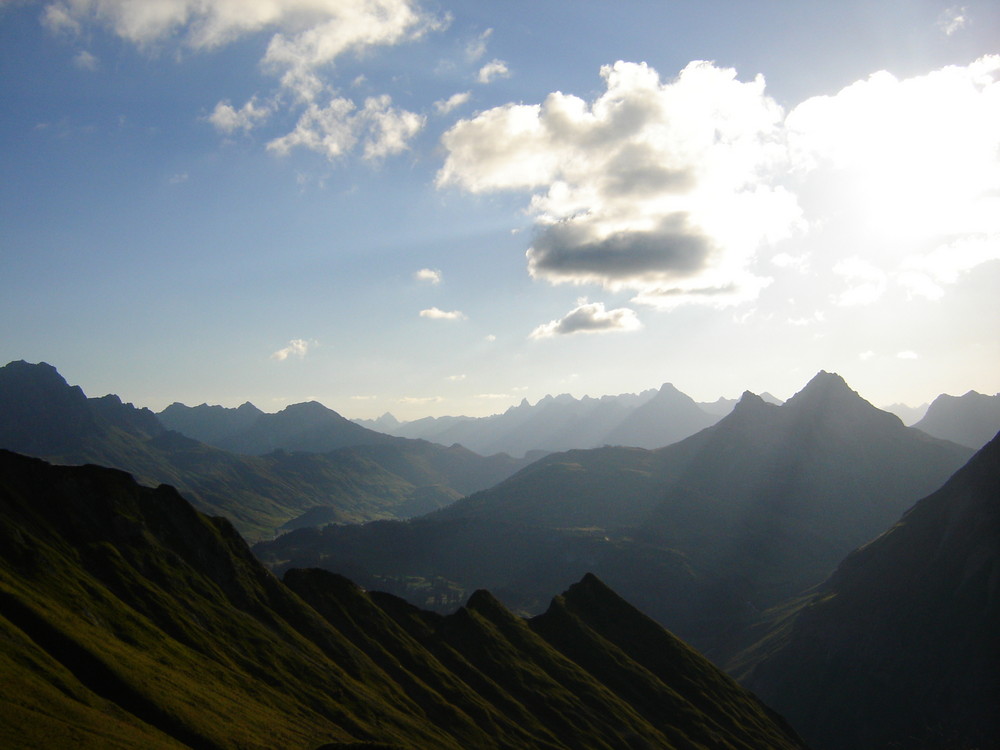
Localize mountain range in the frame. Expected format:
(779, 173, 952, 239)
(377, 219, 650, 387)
(256, 372, 974, 660)
(354, 384, 783, 456)
(159, 399, 399, 455)
(912, 389, 1000, 448)
(0, 448, 807, 749)
(0, 361, 532, 540)
(3, 356, 998, 748)
(737, 429, 1000, 750)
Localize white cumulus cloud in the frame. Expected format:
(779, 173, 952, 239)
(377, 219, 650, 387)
(208, 96, 272, 134)
(44, 0, 443, 163)
(440, 56, 1000, 313)
(439, 60, 798, 309)
(898, 235, 1000, 301)
(415, 268, 442, 284)
(530, 299, 642, 339)
(267, 94, 424, 161)
(42, 0, 438, 55)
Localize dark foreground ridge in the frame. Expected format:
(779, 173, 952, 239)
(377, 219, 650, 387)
(0, 449, 806, 749)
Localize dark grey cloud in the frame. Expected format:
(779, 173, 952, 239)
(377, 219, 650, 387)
(530, 300, 641, 339)
(600, 143, 695, 196)
(527, 213, 713, 285)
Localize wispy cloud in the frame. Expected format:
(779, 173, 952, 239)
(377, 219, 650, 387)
(897, 350, 919, 360)
(831, 258, 887, 307)
(465, 28, 492, 62)
(271, 338, 311, 361)
(399, 395, 444, 405)
(477, 59, 509, 84)
(415, 268, 442, 284)
(530, 300, 641, 339)
(208, 97, 272, 135)
(420, 307, 466, 320)
(938, 6, 968, 36)
(73, 50, 98, 70)
(43, 0, 445, 164)
(434, 91, 471, 115)
(446, 374, 466, 381)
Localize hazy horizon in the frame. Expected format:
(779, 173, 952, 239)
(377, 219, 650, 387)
(3, 1, 998, 420)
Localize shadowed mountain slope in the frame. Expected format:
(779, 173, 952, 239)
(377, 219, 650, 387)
(258, 372, 972, 659)
(739, 430, 1000, 750)
(913, 389, 1000, 448)
(0, 361, 529, 539)
(0, 449, 807, 749)
(158, 401, 264, 445)
(162, 399, 398, 455)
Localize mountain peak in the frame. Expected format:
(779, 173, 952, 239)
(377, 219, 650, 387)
(786, 371, 866, 409)
(465, 588, 508, 617)
(784, 371, 901, 430)
(733, 390, 768, 410)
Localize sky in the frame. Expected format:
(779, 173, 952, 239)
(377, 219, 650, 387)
(2, 0, 999, 420)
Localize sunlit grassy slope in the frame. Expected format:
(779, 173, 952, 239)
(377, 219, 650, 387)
(0, 449, 807, 749)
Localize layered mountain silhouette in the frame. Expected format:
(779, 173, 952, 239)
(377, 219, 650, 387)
(157, 400, 265, 444)
(160, 399, 398, 454)
(359, 382, 727, 456)
(0, 449, 807, 749)
(739, 430, 1000, 750)
(0, 361, 530, 539)
(879, 400, 929, 426)
(913, 389, 1000, 448)
(257, 372, 973, 659)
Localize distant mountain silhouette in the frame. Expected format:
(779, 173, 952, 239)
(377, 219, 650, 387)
(880, 400, 928, 425)
(361, 383, 722, 456)
(257, 371, 973, 659)
(602, 382, 718, 447)
(740, 430, 1000, 750)
(913, 389, 1000, 448)
(697, 391, 783, 416)
(0, 361, 530, 539)
(163, 399, 400, 455)
(158, 400, 264, 444)
(0, 449, 807, 749)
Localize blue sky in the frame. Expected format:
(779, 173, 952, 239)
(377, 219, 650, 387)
(2, 0, 999, 419)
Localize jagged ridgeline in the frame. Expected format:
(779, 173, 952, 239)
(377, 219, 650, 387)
(0, 450, 807, 749)
(258, 371, 973, 661)
(0, 361, 533, 541)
